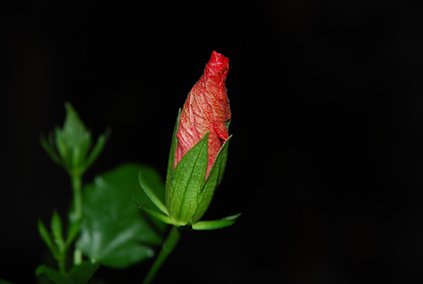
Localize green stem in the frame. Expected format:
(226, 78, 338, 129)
(71, 174, 82, 221)
(143, 226, 180, 284)
(58, 254, 66, 274)
(71, 173, 83, 265)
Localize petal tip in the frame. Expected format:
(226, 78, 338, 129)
(207, 50, 229, 75)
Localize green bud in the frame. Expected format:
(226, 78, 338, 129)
(40, 102, 109, 176)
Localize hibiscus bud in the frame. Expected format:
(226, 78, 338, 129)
(138, 51, 239, 229)
(165, 51, 232, 225)
(175, 50, 231, 176)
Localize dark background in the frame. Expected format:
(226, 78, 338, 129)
(1, 0, 423, 283)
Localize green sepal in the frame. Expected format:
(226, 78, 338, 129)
(192, 213, 241, 230)
(168, 133, 209, 224)
(138, 169, 168, 215)
(165, 109, 181, 207)
(135, 202, 181, 226)
(38, 220, 59, 258)
(191, 136, 232, 223)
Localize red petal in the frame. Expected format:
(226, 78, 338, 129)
(175, 51, 231, 177)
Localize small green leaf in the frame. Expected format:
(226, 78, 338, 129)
(79, 164, 167, 269)
(165, 109, 181, 207)
(191, 136, 232, 222)
(63, 103, 92, 168)
(168, 133, 208, 224)
(35, 265, 62, 284)
(55, 128, 69, 169)
(62, 103, 91, 149)
(51, 211, 64, 252)
(65, 219, 81, 249)
(40, 136, 61, 165)
(65, 262, 99, 284)
(36, 262, 99, 284)
(81, 129, 110, 172)
(38, 220, 58, 257)
(192, 213, 241, 230)
(138, 168, 168, 215)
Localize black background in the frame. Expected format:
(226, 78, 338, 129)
(2, 1, 423, 283)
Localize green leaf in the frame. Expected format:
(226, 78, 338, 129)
(38, 220, 58, 258)
(63, 103, 92, 168)
(81, 129, 110, 172)
(40, 136, 61, 165)
(66, 262, 99, 284)
(35, 266, 62, 284)
(55, 128, 69, 169)
(168, 133, 208, 224)
(138, 167, 168, 215)
(79, 164, 167, 269)
(65, 219, 81, 249)
(191, 136, 232, 223)
(192, 213, 241, 230)
(62, 103, 91, 151)
(36, 262, 99, 284)
(51, 211, 64, 252)
(165, 109, 181, 207)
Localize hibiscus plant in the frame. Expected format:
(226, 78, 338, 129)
(27, 50, 240, 284)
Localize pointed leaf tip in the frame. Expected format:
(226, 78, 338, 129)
(192, 213, 241, 230)
(138, 169, 168, 215)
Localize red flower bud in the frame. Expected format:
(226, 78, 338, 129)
(175, 51, 231, 176)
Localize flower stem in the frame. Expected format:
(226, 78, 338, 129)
(71, 173, 83, 265)
(143, 226, 180, 284)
